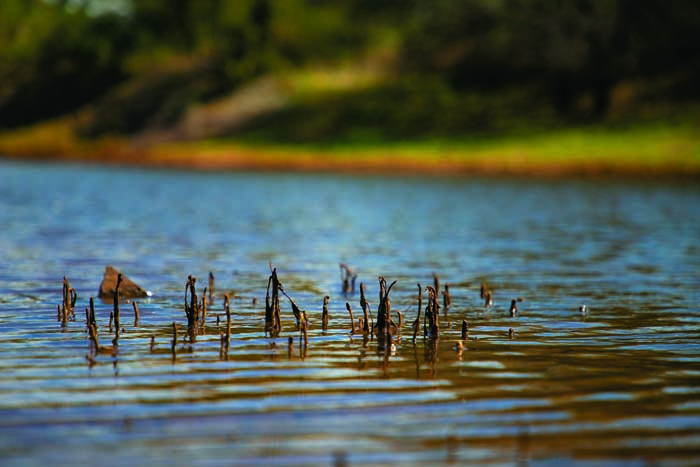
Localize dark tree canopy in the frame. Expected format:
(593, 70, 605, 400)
(0, 0, 698, 130)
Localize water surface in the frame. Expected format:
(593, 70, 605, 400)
(1, 161, 699, 466)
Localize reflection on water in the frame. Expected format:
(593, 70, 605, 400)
(0, 161, 699, 466)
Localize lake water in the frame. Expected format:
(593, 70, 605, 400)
(0, 160, 699, 466)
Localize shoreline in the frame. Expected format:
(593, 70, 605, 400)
(3, 150, 699, 182)
(2, 147, 699, 182)
(1, 121, 699, 181)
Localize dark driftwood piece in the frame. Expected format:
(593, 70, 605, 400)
(98, 265, 149, 301)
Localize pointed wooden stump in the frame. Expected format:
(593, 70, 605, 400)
(98, 265, 150, 302)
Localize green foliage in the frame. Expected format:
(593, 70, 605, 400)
(1, 0, 698, 135)
(0, 0, 132, 127)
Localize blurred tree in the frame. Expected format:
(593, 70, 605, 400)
(399, 0, 700, 117)
(0, 0, 132, 128)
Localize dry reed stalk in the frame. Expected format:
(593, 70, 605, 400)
(425, 285, 440, 338)
(88, 323, 113, 354)
(300, 311, 309, 347)
(280, 285, 304, 326)
(359, 282, 371, 333)
(432, 273, 441, 315)
(443, 283, 451, 312)
(200, 291, 207, 327)
(88, 323, 101, 349)
(339, 263, 356, 294)
(461, 320, 468, 340)
(108, 311, 114, 332)
(346, 302, 356, 333)
(62, 276, 77, 314)
(133, 301, 140, 325)
(265, 265, 282, 335)
(224, 301, 231, 352)
(265, 274, 273, 330)
(322, 295, 330, 330)
(89, 297, 96, 328)
(208, 272, 215, 304)
(375, 276, 397, 339)
(113, 273, 122, 331)
(413, 283, 423, 341)
(509, 299, 518, 317)
(184, 275, 199, 328)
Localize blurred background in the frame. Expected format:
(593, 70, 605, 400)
(1, 0, 699, 150)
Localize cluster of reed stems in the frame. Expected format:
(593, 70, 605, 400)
(57, 276, 77, 325)
(65, 262, 522, 367)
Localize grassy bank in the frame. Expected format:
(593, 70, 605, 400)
(1, 116, 699, 179)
